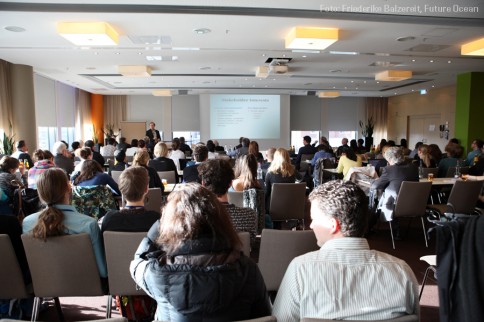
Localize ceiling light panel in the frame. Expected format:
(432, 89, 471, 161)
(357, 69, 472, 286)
(285, 27, 338, 50)
(57, 22, 119, 46)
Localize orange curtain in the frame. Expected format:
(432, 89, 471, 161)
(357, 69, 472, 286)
(91, 94, 104, 144)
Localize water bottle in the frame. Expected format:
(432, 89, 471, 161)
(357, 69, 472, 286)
(454, 160, 461, 178)
(257, 162, 263, 180)
(418, 160, 424, 179)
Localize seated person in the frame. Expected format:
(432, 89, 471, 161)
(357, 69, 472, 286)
(130, 183, 271, 321)
(0, 156, 27, 214)
(198, 159, 257, 245)
(101, 166, 160, 233)
(73, 147, 92, 174)
(370, 147, 419, 235)
(132, 150, 164, 192)
(183, 144, 208, 183)
(110, 149, 129, 172)
(83, 140, 105, 168)
(261, 147, 276, 180)
(148, 142, 178, 183)
(310, 144, 334, 168)
(295, 136, 317, 170)
(169, 138, 186, 171)
(438, 142, 464, 177)
(72, 159, 121, 196)
(28, 149, 55, 189)
(22, 168, 107, 278)
(53, 141, 75, 175)
(272, 180, 419, 321)
(336, 146, 362, 178)
(231, 154, 262, 192)
(248, 141, 264, 163)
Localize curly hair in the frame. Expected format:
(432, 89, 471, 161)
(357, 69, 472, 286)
(198, 159, 235, 196)
(309, 180, 368, 237)
(157, 183, 241, 254)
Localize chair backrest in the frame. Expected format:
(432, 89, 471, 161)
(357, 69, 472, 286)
(157, 170, 176, 184)
(144, 188, 163, 213)
(394, 181, 432, 218)
(301, 314, 418, 322)
(300, 154, 314, 162)
(103, 231, 147, 296)
(299, 154, 314, 173)
(21, 233, 104, 297)
(71, 185, 118, 219)
(0, 234, 30, 299)
(258, 229, 318, 291)
(237, 231, 250, 257)
(228, 191, 244, 207)
(421, 167, 438, 177)
(445, 166, 470, 178)
(269, 183, 306, 221)
(111, 170, 123, 184)
(447, 180, 484, 214)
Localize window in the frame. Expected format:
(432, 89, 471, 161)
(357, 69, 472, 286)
(328, 131, 357, 149)
(60, 127, 75, 146)
(172, 131, 200, 146)
(38, 126, 76, 151)
(291, 131, 320, 151)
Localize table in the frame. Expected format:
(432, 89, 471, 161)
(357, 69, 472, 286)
(420, 177, 456, 185)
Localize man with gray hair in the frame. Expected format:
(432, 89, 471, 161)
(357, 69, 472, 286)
(52, 141, 74, 175)
(272, 180, 419, 321)
(370, 146, 419, 237)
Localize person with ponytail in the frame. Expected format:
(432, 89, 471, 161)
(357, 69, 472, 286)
(22, 168, 107, 278)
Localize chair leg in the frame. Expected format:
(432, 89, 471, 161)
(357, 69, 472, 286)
(30, 297, 41, 322)
(421, 217, 428, 248)
(54, 297, 65, 322)
(106, 294, 113, 318)
(419, 266, 436, 300)
(389, 221, 395, 249)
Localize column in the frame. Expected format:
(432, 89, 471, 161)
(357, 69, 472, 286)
(91, 94, 104, 144)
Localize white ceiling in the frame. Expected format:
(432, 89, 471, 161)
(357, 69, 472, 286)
(1, 0, 483, 97)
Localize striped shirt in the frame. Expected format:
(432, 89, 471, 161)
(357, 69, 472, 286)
(272, 238, 419, 322)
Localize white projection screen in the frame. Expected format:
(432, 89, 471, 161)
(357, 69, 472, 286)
(210, 94, 280, 139)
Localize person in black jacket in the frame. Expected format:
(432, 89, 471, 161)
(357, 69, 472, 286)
(295, 135, 317, 170)
(84, 140, 105, 168)
(132, 150, 164, 193)
(130, 183, 271, 322)
(148, 142, 179, 182)
(145, 121, 161, 144)
(183, 144, 208, 183)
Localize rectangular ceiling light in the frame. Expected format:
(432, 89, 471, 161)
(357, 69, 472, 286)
(375, 70, 412, 81)
(461, 37, 484, 56)
(57, 22, 119, 46)
(118, 65, 152, 77)
(318, 91, 340, 98)
(256, 66, 269, 78)
(152, 90, 172, 96)
(285, 27, 338, 50)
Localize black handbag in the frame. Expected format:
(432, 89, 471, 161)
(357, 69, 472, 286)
(11, 179, 42, 221)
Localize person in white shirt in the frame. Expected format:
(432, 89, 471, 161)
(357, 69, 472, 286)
(272, 180, 419, 322)
(100, 137, 116, 157)
(169, 138, 186, 171)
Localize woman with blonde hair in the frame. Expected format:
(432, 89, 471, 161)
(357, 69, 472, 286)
(133, 150, 164, 191)
(265, 148, 300, 211)
(22, 168, 107, 277)
(149, 142, 179, 182)
(130, 183, 271, 321)
(414, 144, 436, 168)
(230, 154, 261, 191)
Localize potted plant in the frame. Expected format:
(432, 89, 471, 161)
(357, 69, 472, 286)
(1, 122, 15, 155)
(102, 124, 121, 145)
(359, 117, 374, 150)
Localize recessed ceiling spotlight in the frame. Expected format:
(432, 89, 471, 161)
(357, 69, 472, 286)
(200, 66, 211, 70)
(272, 78, 276, 81)
(262, 53, 266, 57)
(304, 83, 312, 86)
(138, 52, 143, 55)
(350, 80, 354, 83)
(430, 60, 434, 63)
(432, 85, 435, 88)
(329, 69, 342, 73)
(396, 36, 416, 42)
(115, 52, 120, 55)
(86, 67, 96, 70)
(94, 52, 99, 55)
(448, 60, 452, 63)
(5, 26, 26, 32)
(193, 28, 211, 35)
(376, 81, 380, 84)
(302, 55, 307, 58)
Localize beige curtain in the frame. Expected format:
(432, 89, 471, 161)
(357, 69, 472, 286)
(103, 95, 127, 137)
(365, 97, 388, 146)
(75, 89, 92, 142)
(0, 60, 14, 136)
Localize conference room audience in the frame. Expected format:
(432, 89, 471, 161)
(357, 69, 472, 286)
(400, 138, 411, 156)
(231, 154, 261, 192)
(130, 183, 271, 321)
(261, 147, 276, 180)
(53, 141, 75, 175)
(11, 140, 34, 168)
(428, 144, 443, 165)
(206, 140, 217, 159)
(28, 149, 55, 189)
(336, 137, 350, 157)
(84, 140, 105, 168)
(116, 137, 129, 151)
(248, 140, 264, 163)
(0, 156, 26, 215)
(438, 142, 464, 177)
(265, 148, 299, 212)
(349, 139, 358, 152)
(169, 138, 185, 171)
(132, 150, 164, 192)
(183, 144, 208, 183)
(198, 159, 257, 245)
(272, 180, 419, 321)
(336, 146, 362, 178)
(310, 144, 334, 169)
(126, 139, 139, 157)
(111, 149, 129, 172)
(100, 138, 116, 158)
(178, 136, 192, 156)
(148, 142, 179, 183)
(22, 168, 107, 278)
(409, 141, 423, 159)
(356, 138, 367, 154)
(296, 136, 317, 170)
(101, 166, 160, 233)
(465, 138, 483, 166)
(236, 137, 251, 158)
(72, 160, 121, 196)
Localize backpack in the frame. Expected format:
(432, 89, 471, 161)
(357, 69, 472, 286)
(116, 295, 156, 322)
